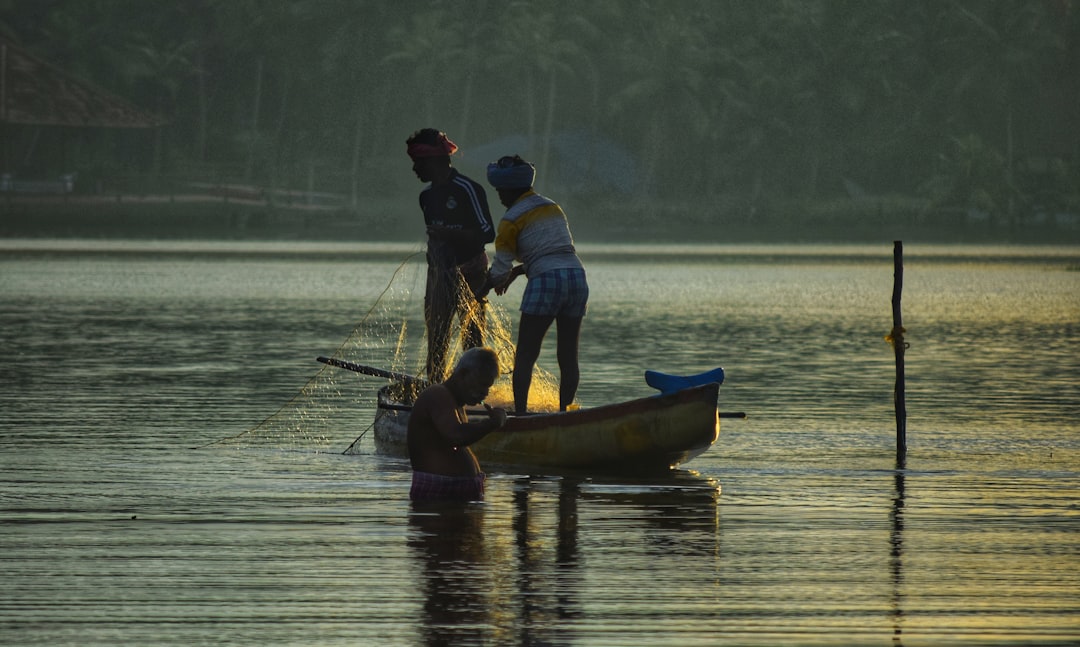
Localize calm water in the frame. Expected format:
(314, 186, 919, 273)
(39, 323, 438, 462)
(1, 240, 1078, 646)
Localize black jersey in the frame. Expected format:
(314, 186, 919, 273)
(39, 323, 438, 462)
(418, 169, 495, 266)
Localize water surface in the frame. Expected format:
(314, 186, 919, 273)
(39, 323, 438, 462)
(1, 240, 1077, 646)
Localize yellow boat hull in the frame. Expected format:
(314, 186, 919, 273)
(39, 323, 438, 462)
(373, 382, 720, 474)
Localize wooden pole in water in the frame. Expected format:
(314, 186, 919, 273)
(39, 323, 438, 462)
(891, 241, 907, 461)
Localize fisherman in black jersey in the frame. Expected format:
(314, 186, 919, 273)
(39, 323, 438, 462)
(406, 128, 496, 382)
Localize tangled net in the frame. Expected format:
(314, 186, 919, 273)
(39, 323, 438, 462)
(206, 249, 560, 454)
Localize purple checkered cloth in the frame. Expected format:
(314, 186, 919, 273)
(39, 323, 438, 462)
(410, 471, 486, 502)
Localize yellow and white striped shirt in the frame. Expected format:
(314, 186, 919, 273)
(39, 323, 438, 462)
(490, 190, 583, 283)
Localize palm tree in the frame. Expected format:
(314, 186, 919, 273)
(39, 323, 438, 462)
(606, 3, 716, 195)
(914, 1, 1066, 226)
(487, 2, 597, 185)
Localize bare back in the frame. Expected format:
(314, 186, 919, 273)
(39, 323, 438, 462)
(406, 384, 483, 477)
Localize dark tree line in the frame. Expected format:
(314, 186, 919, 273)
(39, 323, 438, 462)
(2, 0, 1078, 236)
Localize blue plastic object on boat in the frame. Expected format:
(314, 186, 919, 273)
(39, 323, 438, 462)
(645, 367, 725, 395)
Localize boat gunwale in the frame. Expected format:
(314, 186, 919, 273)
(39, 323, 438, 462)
(376, 381, 721, 433)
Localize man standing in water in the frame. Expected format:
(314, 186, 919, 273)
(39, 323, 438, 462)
(406, 128, 496, 382)
(408, 347, 508, 502)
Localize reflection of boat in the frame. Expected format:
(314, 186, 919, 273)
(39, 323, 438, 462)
(374, 381, 721, 474)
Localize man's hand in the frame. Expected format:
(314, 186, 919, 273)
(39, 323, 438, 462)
(473, 278, 493, 300)
(485, 406, 508, 429)
(493, 265, 526, 296)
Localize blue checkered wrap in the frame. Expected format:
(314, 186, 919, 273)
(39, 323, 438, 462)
(520, 267, 589, 317)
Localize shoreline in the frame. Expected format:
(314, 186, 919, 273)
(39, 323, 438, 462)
(2, 194, 1078, 245)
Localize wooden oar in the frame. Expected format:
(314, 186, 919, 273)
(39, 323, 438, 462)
(316, 356, 428, 386)
(319, 356, 516, 418)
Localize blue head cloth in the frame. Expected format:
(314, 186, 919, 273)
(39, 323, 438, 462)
(487, 156, 536, 189)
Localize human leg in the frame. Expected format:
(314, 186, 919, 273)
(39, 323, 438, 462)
(458, 258, 488, 351)
(513, 313, 554, 413)
(555, 315, 583, 410)
(425, 266, 456, 382)
(425, 303, 453, 382)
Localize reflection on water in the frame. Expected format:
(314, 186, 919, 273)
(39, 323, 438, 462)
(890, 461, 907, 645)
(409, 502, 497, 646)
(1, 242, 1077, 646)
(407, 473, 721, 646)
(510, 478, 583, 645)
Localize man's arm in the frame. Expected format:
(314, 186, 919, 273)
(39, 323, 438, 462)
(493, 265, 525, 295)
(424, 386, 504, 447)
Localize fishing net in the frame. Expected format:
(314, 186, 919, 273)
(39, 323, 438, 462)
(207, 249, 560, 453)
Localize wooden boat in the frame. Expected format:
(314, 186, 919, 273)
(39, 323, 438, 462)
(316, 356, 738, 474)
(372, 379, 722, 474)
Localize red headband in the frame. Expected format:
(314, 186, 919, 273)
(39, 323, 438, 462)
(407, 135, 459, 159)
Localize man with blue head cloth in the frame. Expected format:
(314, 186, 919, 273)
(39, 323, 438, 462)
(484, 155, 589, 413)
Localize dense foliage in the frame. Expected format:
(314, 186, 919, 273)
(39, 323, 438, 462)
(2, 0, 1078, 239)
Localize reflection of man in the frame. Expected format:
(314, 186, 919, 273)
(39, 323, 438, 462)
(406, 128, 496, 382)
(407, 347, 508, 502)
(409, 505, 492, 644)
